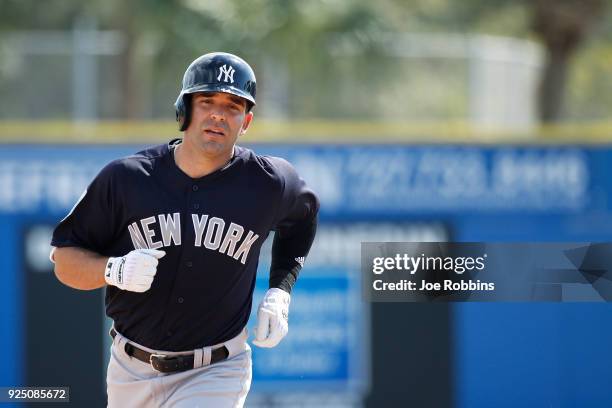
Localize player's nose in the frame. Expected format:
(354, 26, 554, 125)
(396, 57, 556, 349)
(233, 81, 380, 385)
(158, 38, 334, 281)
(209, 107, 227, 122)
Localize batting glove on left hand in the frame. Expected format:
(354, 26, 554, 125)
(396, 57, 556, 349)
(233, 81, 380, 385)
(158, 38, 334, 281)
(253, 288, 290, 348)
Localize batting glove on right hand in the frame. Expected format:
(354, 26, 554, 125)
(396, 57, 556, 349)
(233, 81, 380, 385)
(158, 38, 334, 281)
(104, 249, 165, 293)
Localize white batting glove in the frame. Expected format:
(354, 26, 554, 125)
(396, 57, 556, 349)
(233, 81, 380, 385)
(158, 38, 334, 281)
(104, 249, 165, 293)
(253, 288, 291, 348)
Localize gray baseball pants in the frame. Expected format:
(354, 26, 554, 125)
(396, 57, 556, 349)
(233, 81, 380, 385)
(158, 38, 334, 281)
(107, 328, 252, 407)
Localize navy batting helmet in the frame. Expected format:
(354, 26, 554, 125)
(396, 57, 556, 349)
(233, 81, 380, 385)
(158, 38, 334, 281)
(174, 52, 257, 131)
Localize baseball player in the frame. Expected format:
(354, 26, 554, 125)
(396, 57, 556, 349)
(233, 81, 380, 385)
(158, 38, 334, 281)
(50, 52, 319, 407)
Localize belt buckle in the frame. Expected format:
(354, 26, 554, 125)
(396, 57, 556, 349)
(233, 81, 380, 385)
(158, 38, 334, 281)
(150, 353, 192, 373)
(149, 353, 169, 372)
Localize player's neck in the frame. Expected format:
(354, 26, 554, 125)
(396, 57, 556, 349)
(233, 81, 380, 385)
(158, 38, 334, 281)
(174, 141, 234, 179)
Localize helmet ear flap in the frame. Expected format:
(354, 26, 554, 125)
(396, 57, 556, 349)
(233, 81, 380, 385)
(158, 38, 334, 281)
(175, 94, 191, 131)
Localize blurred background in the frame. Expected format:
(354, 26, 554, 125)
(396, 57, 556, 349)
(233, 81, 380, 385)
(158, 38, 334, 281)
(2, 0, 612, 407)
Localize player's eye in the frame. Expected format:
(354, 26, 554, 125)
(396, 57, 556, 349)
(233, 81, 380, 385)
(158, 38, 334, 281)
(195, 97, 212, 106)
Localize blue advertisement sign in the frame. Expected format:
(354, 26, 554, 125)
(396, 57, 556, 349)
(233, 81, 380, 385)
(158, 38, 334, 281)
(250, 272, 357, 389)
(0, 144, 602, 217)
(2, 142, 612, 406)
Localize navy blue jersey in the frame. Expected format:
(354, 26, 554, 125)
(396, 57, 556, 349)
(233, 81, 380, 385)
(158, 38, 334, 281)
(51, 139, 319, 351)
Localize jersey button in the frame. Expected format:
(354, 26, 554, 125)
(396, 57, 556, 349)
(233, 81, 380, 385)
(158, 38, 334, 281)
(166, 331, 172, 337)
(186, 261, 193, 267)
(193, 203, 200, 210)
(178, 297, 184, 304)
(192, 185, 199, 191)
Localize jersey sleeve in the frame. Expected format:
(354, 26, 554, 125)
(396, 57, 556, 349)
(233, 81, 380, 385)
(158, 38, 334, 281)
(51, 162, 120, 253)
(268, 157, 320, 293)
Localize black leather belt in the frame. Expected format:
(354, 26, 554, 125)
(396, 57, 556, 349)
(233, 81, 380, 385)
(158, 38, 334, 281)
(110, 328, 229, 373)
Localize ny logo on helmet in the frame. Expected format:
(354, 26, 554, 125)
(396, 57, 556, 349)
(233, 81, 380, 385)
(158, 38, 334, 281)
(217, 64, 235, 83)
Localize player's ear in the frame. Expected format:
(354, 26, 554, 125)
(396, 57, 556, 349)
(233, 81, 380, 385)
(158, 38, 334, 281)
(240, 111, 254, 135)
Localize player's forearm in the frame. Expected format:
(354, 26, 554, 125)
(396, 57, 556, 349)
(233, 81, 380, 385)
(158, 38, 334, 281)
(52, 246, 109, 290)
(269, 217, 318, 293)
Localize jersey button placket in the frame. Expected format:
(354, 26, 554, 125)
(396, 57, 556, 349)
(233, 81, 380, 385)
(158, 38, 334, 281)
(191, 185, 200, 210)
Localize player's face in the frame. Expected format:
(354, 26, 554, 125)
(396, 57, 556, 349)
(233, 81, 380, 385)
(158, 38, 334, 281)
(186, 92, 253, 156)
